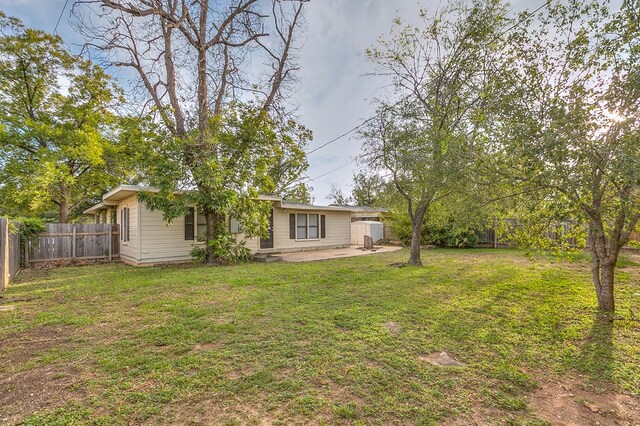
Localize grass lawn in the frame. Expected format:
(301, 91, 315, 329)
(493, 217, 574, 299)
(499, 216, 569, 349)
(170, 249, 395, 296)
(0, 249, 639, 425)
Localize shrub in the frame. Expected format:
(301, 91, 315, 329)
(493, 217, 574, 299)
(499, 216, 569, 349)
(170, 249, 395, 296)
(388, 213, 480, 248)
(190, 233, 253, 265)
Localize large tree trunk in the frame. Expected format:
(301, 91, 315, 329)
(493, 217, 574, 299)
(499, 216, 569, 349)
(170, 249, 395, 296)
(204, 210, 226, 265)
(408, 206, 427, 266)
(57, 189, 71, 223)
(58, 202, 70, 223)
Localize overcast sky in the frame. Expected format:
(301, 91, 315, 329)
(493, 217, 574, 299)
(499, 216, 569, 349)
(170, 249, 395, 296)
(1, 0, 549, 204)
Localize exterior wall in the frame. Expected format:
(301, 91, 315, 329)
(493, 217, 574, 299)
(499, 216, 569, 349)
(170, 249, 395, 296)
(117, 195, 140, 264)
(138, 202, 202, 265)
(120, 201, 352, 265)
(238, 207, 351, 253)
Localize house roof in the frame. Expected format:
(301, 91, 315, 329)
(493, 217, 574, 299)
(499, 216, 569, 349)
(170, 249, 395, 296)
(280, 200, 357, 212)
(84, 185, 386, 215)
(83, 200, 119, 214)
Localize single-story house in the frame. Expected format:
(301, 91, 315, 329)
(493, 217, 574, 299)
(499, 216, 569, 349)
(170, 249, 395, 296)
(84, 185, 386, 266)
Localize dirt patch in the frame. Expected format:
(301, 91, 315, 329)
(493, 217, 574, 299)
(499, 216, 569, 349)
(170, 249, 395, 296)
(192, 342, 221, 352)
(31, 258, 115, 271)
(526, 377, 640, 425)
(1, 325, 76, 361)
(0, 365, 86, 424)
(383, 321, 401, 335)
(152, 394, 298, 426)
(0, 325, 87, 424)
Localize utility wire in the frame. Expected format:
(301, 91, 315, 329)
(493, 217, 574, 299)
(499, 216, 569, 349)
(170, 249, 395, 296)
(298, 0, 549, 176)
(301, 158, 357, 183)
(53, 0, 70, 35)
(305, 96, 408, 156)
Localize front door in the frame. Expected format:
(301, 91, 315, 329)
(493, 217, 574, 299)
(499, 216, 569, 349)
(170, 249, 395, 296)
(260, 209, 274, 249)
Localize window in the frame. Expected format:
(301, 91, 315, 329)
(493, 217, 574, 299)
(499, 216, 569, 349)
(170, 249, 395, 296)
(309, 214, 319, 239)
(197, 210, 207, 239)
(296, 214, 307, 239)
(229, 217, 242, 234)
(186, 208, 207, 241)
(121, 207, 130, 243)
(292, 213, 323, 240)
(185, 208, 195, 240)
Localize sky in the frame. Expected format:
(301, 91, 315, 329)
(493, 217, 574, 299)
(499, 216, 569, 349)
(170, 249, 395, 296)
(0, 0, 547, 205)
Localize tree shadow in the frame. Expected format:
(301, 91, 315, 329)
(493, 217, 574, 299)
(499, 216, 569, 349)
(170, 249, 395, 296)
(576, 314, 614, 383)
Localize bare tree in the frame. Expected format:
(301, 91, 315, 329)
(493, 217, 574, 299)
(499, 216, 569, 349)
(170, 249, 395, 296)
(73, 0, 308, 263)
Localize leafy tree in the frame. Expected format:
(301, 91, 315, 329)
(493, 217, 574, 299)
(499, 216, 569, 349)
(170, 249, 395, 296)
(487, 0, 640, 312)
(350, 171, 386, 206)
(326, 184, 351, 206)
(361, 0, 507, 265)
(135, 102, 310, 239)
(75, 0, 309, 264)
(0, 13, 130, 222)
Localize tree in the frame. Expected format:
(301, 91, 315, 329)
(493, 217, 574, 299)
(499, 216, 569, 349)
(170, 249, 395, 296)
(350, 171, 386, 206)
(360, 0, 506, 265)
(488, 0, 640, 312)
(74, 0, 309, 264)
(0, 13, 130, 222)
(326, 184, 351, 206)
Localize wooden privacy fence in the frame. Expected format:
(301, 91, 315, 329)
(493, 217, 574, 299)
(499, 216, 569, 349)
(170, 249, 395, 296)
(26, 223, 120, 265)
(1, 217, 21, 290)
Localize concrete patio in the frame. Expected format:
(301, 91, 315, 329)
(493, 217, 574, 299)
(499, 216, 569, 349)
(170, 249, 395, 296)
(280, 245, 402, 263)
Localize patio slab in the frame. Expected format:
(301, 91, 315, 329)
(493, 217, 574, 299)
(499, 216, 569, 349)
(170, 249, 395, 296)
(280, 245, 402, 263)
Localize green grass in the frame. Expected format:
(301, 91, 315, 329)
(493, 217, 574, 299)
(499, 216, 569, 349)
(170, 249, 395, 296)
(0, 249, 638, 425)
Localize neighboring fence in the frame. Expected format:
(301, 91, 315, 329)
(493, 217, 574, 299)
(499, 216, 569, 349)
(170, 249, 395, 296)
(1, 217, 21, 290)
(25, 223, 119, 265)
(476, 223, 638, 250)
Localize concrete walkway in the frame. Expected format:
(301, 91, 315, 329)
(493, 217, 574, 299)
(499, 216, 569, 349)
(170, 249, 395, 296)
(281, 245, 403, 263)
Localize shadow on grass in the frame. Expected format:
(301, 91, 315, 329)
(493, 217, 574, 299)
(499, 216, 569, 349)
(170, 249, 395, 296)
(577, 314, 614, 383)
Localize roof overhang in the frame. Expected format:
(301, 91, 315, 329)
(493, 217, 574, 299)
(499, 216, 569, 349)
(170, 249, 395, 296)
(83, 200, 120, 215)
(102, 185, 161, 202)
(280, 201, 356, 212)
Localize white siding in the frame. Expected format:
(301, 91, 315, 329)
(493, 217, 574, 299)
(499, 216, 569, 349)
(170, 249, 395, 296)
(238, 208, 351, 253)
(122, 201, 352, 265)
(117, 195, 140, 263)
(138, 203, 201, 264)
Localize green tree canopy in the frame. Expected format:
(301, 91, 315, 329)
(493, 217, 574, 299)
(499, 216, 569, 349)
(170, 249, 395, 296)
(361, 0, 507, 265)
(487, 0, 640, 311)
(0, 12, 131, 222)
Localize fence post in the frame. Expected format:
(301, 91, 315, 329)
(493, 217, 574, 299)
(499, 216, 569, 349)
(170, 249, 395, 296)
(1, 218, 8, 290)
(24, 235, 29, 267)
(108, 224, 112, 261)
(72, 226, 77, 258)
(493, 220, 498, 249)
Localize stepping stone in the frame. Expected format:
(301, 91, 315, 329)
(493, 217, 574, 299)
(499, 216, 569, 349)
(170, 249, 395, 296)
(420, 351, 466, 367)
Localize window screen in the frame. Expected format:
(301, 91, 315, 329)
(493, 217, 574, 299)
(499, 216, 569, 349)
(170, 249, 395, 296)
(309, 214, 319, 239)
(197, 211, 207, 239)
(296, 213, 307, 239)
(185, 208, 195, 240)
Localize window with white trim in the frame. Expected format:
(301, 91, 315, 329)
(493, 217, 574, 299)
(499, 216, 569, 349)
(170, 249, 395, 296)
(121, 207, 130, 243)
(296, 213, 320, 240)
(185, 208, 207, 241)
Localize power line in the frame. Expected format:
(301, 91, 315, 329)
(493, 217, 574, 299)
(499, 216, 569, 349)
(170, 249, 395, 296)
(305, 97, 408, 156)
(53, 0, 70, 35)
(303, 2, 548, 158)
(302, 158, 357, 183)
(305, 115, 377, 155)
